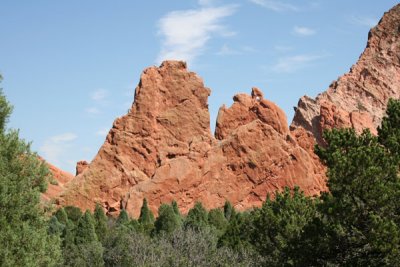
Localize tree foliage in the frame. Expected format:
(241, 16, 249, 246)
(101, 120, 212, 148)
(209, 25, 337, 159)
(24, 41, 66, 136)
(0, 85, 61, 266)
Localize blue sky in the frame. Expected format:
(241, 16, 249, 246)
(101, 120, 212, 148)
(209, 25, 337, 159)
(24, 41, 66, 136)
(0, 0, 398, 173)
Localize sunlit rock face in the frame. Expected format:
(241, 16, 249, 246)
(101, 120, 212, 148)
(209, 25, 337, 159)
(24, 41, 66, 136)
(53, 4, 400, 216)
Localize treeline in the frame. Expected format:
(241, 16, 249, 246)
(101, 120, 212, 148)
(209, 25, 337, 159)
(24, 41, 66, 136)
(0, 72, 400, 266)
(48, 99, 400, 266)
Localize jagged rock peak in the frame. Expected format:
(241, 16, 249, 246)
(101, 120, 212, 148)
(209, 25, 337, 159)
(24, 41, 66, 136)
(58, 61, 326, 216)
(291, 3, 400, 144)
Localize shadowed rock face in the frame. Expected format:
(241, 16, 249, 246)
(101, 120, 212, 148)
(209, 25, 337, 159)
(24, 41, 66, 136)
(51, 4, 400, 216)
(291, 4, 400, 144)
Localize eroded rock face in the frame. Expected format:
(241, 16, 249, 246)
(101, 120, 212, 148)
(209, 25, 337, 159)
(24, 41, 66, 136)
(76, 160, 89, 176)
(40, 159, 74, 202)
(58, 62, 326, 216)
(291, 4, 400, 143)
(55, 4, 400, 217)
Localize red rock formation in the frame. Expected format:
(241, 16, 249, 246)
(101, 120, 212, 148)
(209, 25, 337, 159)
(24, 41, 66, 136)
(58, 62, 326, 216)
(52, 4, 400, 217)
(291, 4, 400, 143)
(40, 159, 74, 202)
(76, 160, 89, 176)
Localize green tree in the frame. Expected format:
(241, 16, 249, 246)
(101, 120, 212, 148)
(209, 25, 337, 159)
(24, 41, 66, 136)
(72, 210, 104, 266)
(93, 203, 108, 243)
(0, 86, 61, 266)
(116, 209, 130, 226)
(296, 125, 400, 266)
(223, 200, 235, 221)
(55, 207, 69, 225)
(154, 203, 181, 235)
(64, 205, 83, 225)
(208, 208, 228, 236)
(138, 198, 155, 234)
(184, 202, 208, 230)
(378, 98, 400, 159)
(251, 187, 317, 266)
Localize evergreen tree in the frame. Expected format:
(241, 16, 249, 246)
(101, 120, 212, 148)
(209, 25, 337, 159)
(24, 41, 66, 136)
(184, 202, 208, 230)
(172, 200, 181, 216)
(55, 207, 69, 225)
(75, 210, 98, 245)
(223, 200, 235, 221)
(93, 203, 108, 242)
(378, 98, 400, 160)
(208, 208, 228, 236)
(64, 205, 83, 225)
(296, 124, 400, 266)
(116, 209, 130, 226)
(0, 85, 61, 266)
(48, 215, 65, 236)
(251, 187, 317, 266)
(138, 198, 155, 234)
(154, 203, 181, 235)
(72, 210, 104, 266)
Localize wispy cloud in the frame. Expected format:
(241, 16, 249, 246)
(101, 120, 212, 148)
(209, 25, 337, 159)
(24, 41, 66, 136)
(85, 107, 101, 115)
(293, 26, 316, 36)
(40, 133, 77, 167)
(216, 44, 257, 56)
(272, 54, 326, 73)
(91, 89, 108, 102)
(157, 4, 237, 65)
(50, 133, 77, 143)
(217, 44, 240, 55)
(350, 15, 378, 28)
(249, 0, 298, 12)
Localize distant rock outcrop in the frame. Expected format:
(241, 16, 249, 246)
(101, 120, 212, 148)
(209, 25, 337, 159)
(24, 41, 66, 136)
(50, 4, 400, 216)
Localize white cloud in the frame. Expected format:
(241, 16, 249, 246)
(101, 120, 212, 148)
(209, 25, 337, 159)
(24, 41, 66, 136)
(293, 26, 316, 36)
(85, 107, 101, 115)
(50, 133, 77, 143)
(350, 15, 378, 28)
(96, 128, 109, 136)
(91, 89, 108, 102)
(40, 133, 77, 167)
(157, 5, 237, 65)
(272, 54, 326, 73)
(249, 0, 298, 12)
(217, 44, 239, 55)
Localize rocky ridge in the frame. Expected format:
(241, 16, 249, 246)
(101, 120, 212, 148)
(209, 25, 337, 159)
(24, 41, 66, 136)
(50, 4, 400, 216)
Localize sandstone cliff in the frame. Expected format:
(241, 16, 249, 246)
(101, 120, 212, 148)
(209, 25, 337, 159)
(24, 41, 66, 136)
(291, 4, 400, 144)
(54, 4, 400, 216)
(58, 61, 325, 216)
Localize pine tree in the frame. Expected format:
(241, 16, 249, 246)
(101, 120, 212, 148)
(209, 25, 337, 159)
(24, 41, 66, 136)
(138, 198, 155, 234)
(93, 203, 108, 242)
(184, 202, 208, 230)
(223, 200, 235, 221)
(208, 208, 228, 236)
(116, 209, 130, 226)
(295, 118, 400, 266)
(154, 203, 181, 234)
(73, 210, 104, 266)
(55, 207, 69, 225)
(0, 85, 61, 266)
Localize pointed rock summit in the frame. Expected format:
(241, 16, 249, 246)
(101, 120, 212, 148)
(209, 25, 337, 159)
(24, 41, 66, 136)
(53, 4, 400, 216)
